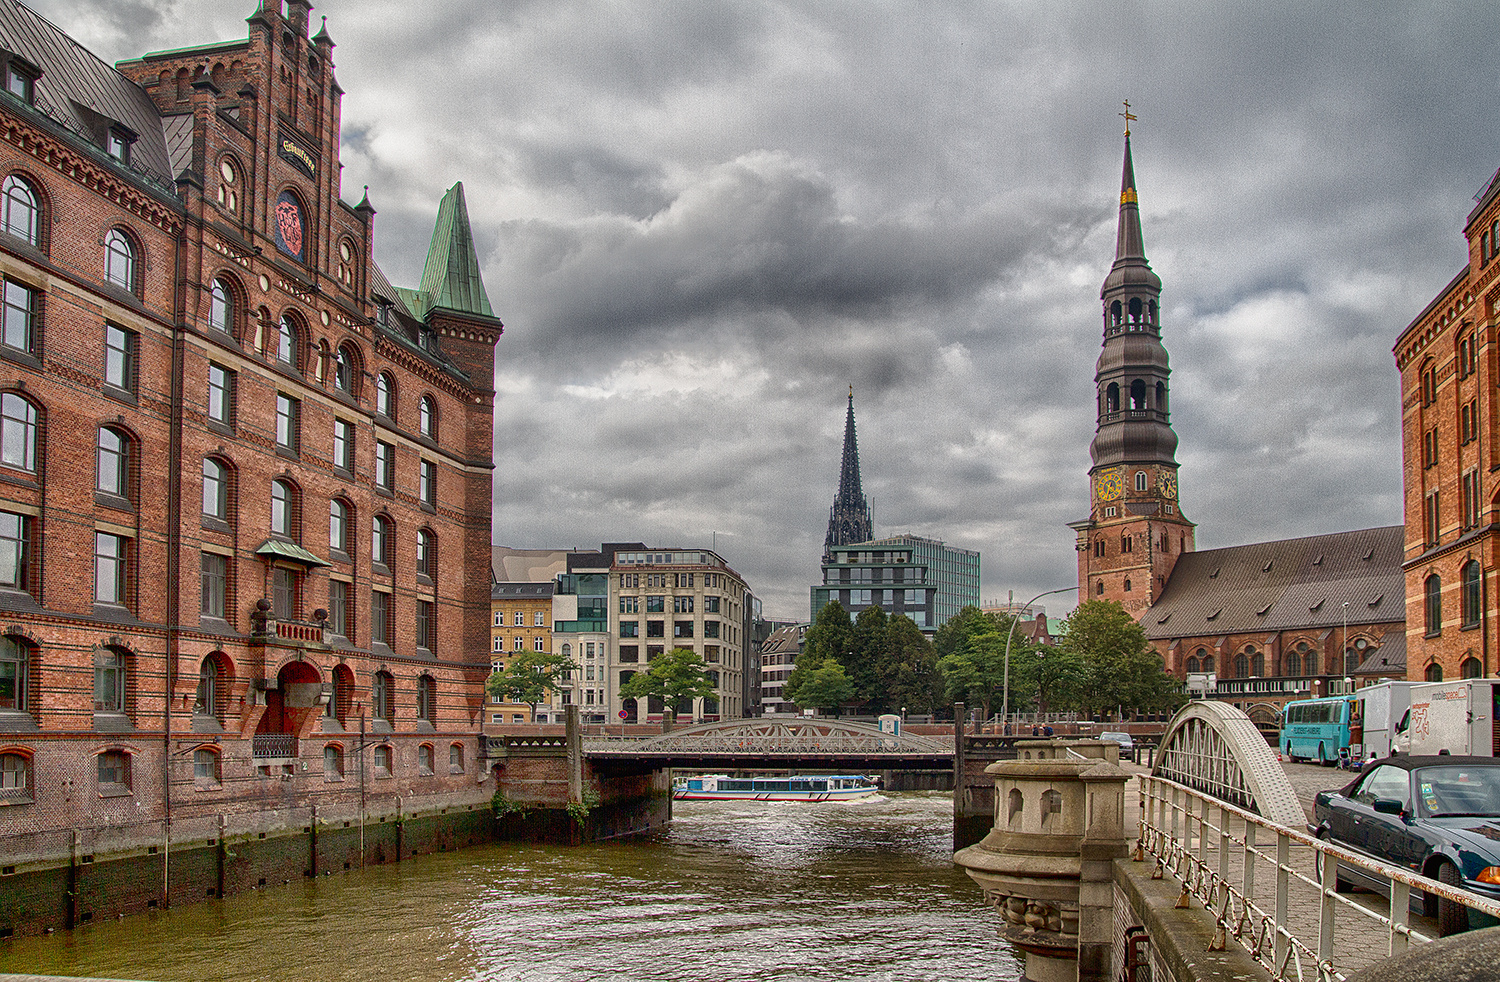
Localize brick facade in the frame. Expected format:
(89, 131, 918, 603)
(1395, 166, 1500, 683)
(0, 0, 499, 890)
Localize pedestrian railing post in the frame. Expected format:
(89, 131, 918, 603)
(1318, 845, 1336, 968)
(1275, 832, 1290, 972)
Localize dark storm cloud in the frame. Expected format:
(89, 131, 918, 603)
(32, 0, 1500, 617)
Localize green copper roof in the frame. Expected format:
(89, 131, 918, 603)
(417, 182, 493, 318)
(254, 538, 330, 568)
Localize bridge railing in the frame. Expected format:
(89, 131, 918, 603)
(1138, 774, 1500, 981)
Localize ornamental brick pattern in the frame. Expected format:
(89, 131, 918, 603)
(0, 0, 500, 886)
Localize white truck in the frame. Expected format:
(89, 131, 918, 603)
(1349, 680, 1423, 760)
(1393, 679, 1500, 757)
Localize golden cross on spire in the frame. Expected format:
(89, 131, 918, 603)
(1120, 100, 1137, 137)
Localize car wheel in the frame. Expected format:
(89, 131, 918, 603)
(1317, 833, 1355, 892)
(1437, 861, 1469, 937)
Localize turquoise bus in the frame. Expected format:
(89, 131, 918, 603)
(1279, 694, 1356, 766)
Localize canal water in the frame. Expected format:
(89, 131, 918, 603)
(0, 792, 1019, 981)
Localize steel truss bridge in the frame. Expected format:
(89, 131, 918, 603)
(584, 717, 954, 773)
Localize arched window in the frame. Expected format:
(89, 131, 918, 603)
(1095, 581, 1104, 595)
(0, 636, 30, 712)
(331, 664, 354, 723)
(1129, 297, 1142, 323)
(372, 514, 392, 567)
(1120, 534, 1131, 553)
(1156, 381, 1167, 413)
(375, 372, 395, 418)
(1303, 641, 1318, 677)
(209, 277, 235, 335)
(1425, 573, 1442, 635)
(216, 157, 240, 216)
(416, 528, 434, 579)
(1201, 655, 1214, 674)
(1345, 646, 1361, 675)
(418, 743, 435, 774)
(334, 344, 358, 395)
(1123, 578, 1132, 592)
(1426, 662, 1444, 682)
(104, 229, 137, 293)
(323, 743, 344, 778)
(417, 675, 435, 724)
(419, 395, 436, 438)
(1105, 382, 1119, 413)
(2, 174, 39, 246)
(0, 749, 30, 798)
(194, 653, 228, 719)
(372, 670, 393, 722)
(270, 478, 296, 537)
(96, 426, 130, 499)
(1130, 379, 1146, 410)
(330, 498, 350, 555)
(1284, 647, 1301, 677)
(1249, 647, 1264, 677)
(276, 314, 300, 369)
(1463, 560, 1482, 628)
(1186, 654, 1201, 673)
(1462, 657, 1482, 679)
(1233, 653, 1248, 678)
(1110, 300, 1122, 326)
(1134, 471, 1147, 492)
(202, 458, 228, 520)
(94, 647, 129, 714)
(1148, 299, 1157, 324)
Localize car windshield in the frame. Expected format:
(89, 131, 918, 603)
(1414, 765, 1500, 818)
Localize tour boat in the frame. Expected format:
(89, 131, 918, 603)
(673, 774, 881, 802)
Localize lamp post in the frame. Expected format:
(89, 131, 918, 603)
(1342, 601, 1349, 694)
(1002, 586, 1079, 724)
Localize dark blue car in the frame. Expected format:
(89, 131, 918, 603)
(1311, 755, 1500, 936)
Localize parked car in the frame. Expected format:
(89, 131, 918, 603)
(1311, 755, 1500, 935)
(1099, 731, 1135, 760)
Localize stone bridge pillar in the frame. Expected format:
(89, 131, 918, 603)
(953, 740, 1130, 982)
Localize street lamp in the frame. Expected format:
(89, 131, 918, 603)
(1002, 586, 1079, 724)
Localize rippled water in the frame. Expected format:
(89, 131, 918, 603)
(0, 792, 1019, 982)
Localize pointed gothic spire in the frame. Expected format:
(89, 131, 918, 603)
(1115, 135, 1145, 261)
(825, 387, 874, 555)
(417, 182, 494, 318)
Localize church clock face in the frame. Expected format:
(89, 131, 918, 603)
(1157, 471, 1177, 499)
(1096, 467, 1124, 501)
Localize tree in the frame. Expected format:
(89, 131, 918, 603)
(790, 660, 856, 713)
(933, 605, 1010, 662)
(485, 650, 577, 720)
(937, 620, 1036, 720)
(1058, 600, 1184, 718)
(785, 601, 854, 707)
(618, 646, 716, 717)
(873, 614, 941, 715)
(844, 605, 889, 706)
(1011, 642, 1085, 715)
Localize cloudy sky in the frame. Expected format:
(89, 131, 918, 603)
(34, 0, 1500, 620)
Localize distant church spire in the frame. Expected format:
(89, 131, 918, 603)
(825, 387, 874, 555)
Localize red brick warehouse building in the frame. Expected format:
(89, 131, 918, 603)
(0, 0, 501, 918)
(1396, 167, 1500, 682)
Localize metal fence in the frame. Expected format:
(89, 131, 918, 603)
(1137, 774, 1500, 981)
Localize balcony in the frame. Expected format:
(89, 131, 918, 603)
(252, 733, 298, 759)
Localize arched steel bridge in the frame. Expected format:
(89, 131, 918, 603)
(1149, 700, 1303, 826)
(584, 717, 954, 773)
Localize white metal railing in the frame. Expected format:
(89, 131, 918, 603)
(1138, 774, 1500, 981)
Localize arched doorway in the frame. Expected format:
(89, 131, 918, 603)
(254, 660, 320, 760)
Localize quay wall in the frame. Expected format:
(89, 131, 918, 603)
(0, 792, 494, 938)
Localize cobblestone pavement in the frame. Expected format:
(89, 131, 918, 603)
(1118, 757, 1441, 978)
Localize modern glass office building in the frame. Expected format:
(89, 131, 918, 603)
(861, 534, 980, 626)
(811, 543, 939, 630)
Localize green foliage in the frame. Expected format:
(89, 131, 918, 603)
(938, 620, 1029, 719)
(844, 605, 888, 705)
(566, 787, 602, 827)
(934, 605, 1011, 662)
(785, 601, 854, 705)
(618, 646, 715, 709)
(1058, 600, 1184, 717)
(486, 649, 578, 718)
(791, 659, 856, 711)
(491, 791, 528, 817)
(873, 614, 942, 715)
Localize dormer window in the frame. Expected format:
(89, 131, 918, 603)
(4, 63, 33, 103)
(375, 300, 391, 329)
(105, 129, 132, 165)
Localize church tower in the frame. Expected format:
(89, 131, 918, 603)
(825, 388, 875, 556)
(1071, 128, 1195, 615)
